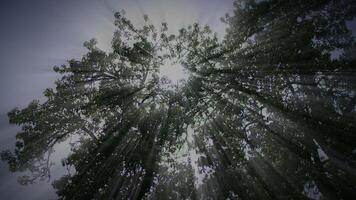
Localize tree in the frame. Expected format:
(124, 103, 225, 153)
(2, 1, 356, 199)
(2, 12, 190, 199)
(177, 0, 356, 199)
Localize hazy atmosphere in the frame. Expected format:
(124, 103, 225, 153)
(1, 0, 356, 199)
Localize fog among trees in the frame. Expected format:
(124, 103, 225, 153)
(2, 0, 356, 199)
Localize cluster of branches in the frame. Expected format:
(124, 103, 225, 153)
(2, 0, 356, 199)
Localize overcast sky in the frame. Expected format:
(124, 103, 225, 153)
(0, 0, 233, 199)
(1, 1, 355, 199)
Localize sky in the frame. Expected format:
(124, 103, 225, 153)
(0, 0, 233, 199)
(1, 1, 355, 199)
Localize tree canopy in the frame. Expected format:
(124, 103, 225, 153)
(2, 0, 356, 199)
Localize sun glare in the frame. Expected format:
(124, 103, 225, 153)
(159, 61, 189, 84)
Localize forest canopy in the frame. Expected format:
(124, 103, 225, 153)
(2, 0, 356, 199)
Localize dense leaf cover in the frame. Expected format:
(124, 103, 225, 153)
(2, 0, 356, 199)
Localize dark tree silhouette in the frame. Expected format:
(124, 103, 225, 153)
(2, 0, 356, 199)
